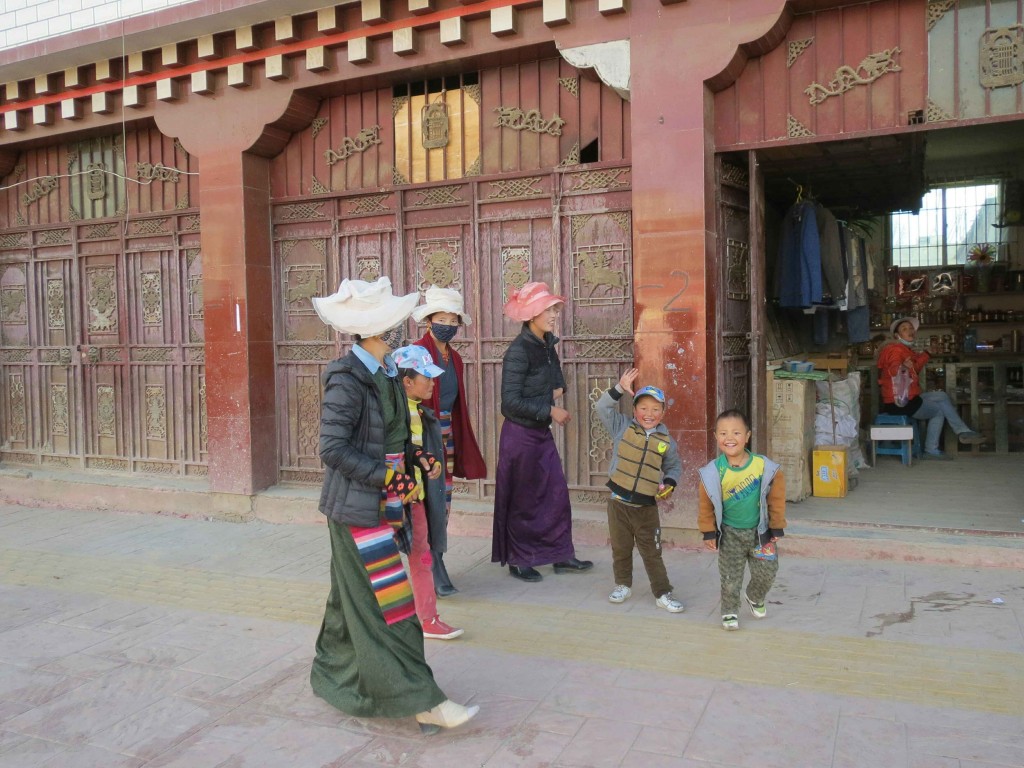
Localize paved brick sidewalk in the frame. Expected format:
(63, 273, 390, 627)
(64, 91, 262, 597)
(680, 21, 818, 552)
(1, 504, 1022, 767)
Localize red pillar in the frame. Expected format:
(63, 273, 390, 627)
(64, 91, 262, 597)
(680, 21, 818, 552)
(156, 88, 315, 496)
(627, 1, 788, 520)
(197, 151, 278, 494)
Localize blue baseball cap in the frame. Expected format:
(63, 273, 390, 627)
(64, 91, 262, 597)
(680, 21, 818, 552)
(393, 345, 445, 378)
(633, 385, 666, 405)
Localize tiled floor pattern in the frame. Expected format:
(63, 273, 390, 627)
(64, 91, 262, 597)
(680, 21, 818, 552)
(1, 506, 1023, 768)
(1, 543, 1021, 716)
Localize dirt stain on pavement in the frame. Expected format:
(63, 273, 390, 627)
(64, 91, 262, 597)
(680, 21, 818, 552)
(866, 591, 1000, 637)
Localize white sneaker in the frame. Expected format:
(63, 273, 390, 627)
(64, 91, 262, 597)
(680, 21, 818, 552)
(744, 592, 767, 619)
(655, 592, 685, 613)
(722, 614, 739, 631)
(608, 584, 632, 603)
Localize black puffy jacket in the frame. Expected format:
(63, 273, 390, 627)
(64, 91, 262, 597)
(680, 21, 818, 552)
(317, 351, 391, 527)
(500, 326, 567, 429)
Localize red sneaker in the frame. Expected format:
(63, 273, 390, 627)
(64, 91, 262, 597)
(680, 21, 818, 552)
(422, 616, 464, 640)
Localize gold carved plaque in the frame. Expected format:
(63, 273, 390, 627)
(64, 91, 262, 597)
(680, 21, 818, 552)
(980, 26, 1024, 89)
(421, 101, 449, 149)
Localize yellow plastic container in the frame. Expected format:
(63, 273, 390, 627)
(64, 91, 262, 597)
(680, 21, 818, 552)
(812, 446, 848, 498)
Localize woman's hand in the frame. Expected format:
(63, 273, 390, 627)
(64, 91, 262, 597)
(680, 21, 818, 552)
(550, 406, 571, 425)
(618, 368, 640, 396)
(901, 357, 915, 370)
(703, 538, 718, 552)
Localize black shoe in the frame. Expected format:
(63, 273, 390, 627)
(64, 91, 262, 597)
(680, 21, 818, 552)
(553, 558, 594, 573)
(508, 565, 543, 582)
(432, 551, 458, 596)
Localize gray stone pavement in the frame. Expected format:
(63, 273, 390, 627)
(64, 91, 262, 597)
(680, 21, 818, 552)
(0, 503, 1022, 768)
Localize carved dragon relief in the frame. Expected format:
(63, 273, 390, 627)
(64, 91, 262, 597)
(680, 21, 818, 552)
(805, 48, 901, 105)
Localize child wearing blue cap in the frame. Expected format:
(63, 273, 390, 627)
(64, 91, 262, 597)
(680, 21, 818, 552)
(594, 368, 685, 612)
(393, 345, 464, 641)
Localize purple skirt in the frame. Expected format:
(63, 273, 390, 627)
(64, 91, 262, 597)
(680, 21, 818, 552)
(491, 420, 575, 567)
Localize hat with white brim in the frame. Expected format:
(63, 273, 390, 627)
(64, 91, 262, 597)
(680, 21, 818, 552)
(312, 277, 419, 338)
(411, 285, 473, 325)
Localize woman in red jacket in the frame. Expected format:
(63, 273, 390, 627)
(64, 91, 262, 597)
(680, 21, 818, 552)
(412, 286, 487, 596)
(877, 316, 985, 459)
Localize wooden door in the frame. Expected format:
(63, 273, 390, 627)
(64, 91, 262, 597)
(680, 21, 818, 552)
(0, 215, 205, 475)
(715, 157, 754, 422)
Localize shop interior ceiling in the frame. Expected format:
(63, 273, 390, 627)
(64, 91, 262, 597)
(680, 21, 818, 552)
(757, 121, 1024, 217)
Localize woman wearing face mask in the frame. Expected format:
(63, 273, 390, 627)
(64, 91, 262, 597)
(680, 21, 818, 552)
(411, 286, 486, 597)
(878, 316, 985, 460)
(309, 276, 478, 733)
(492, 282, 593, 582)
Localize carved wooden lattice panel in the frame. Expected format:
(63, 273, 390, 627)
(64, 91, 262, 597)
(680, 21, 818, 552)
(271, 165, 632, 502)
(0, 263, 29, 347)
(0, 214, 204, 475)
(716, 161, 752, 418)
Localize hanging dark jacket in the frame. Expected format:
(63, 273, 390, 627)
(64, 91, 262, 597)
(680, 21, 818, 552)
(776, 200, 823, 308)
(500, 326, 567, 429)
(317, 351, 391, 527)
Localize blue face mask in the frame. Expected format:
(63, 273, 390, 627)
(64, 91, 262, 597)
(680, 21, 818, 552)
(899, 338, 914, 347)
(431, 322, 459, 344)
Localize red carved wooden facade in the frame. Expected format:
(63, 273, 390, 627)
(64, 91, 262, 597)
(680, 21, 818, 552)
(714, 0, 929, 149)
(270, 59, 633, 502)
(0, 127, 206, 476)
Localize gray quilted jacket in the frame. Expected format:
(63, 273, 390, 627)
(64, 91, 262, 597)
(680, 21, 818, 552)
(317, 352, 391, 527)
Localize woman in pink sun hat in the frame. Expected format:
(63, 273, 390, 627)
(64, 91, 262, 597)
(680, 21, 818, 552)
(491, 282, 594, 582)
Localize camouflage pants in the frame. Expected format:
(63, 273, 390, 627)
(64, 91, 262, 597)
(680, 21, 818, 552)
(718, 524, 779, 615)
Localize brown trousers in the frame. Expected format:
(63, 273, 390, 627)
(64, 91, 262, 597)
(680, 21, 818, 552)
(607, 497, 672, 598)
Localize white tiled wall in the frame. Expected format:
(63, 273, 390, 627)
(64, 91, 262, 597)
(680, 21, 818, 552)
(1, 0, 195, 51)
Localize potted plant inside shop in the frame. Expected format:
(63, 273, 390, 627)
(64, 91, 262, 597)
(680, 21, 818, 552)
(966, 243, 995, 292)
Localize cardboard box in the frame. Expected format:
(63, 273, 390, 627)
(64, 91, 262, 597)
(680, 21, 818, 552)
(769, 377, 815, 448)
(812, 445, 848, 498)
(774, 449, 812, 502)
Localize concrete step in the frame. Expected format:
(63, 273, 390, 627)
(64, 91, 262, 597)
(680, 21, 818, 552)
(3, 465, 1021, 569)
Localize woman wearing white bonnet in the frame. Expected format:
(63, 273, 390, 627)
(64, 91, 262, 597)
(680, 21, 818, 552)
(411, 286, 487, 597)
(308, 276, 479, 732)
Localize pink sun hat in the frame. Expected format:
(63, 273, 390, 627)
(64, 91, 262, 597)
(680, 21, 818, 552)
(503, 281, 566, 323)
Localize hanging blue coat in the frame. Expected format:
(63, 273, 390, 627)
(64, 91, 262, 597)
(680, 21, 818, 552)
(777, 200, 823, 308)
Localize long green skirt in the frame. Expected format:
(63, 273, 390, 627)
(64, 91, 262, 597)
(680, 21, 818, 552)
(310, 519, 446, 718)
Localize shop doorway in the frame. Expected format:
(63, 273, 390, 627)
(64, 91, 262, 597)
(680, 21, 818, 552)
(725, 120, 1024, 533)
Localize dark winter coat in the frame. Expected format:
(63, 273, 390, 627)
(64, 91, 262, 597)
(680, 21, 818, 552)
(500, 326, 567, 430)
(407, 401, 451, 553)
(413, 331, 487, 480)
(317, 351, 391, 527)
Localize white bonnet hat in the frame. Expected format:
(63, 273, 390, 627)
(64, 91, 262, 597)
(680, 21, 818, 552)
(311, 277, 419, 337)
(411, 285, 473, 326)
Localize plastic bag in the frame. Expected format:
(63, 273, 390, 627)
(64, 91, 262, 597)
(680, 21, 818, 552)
(892, 367, 912, 408)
